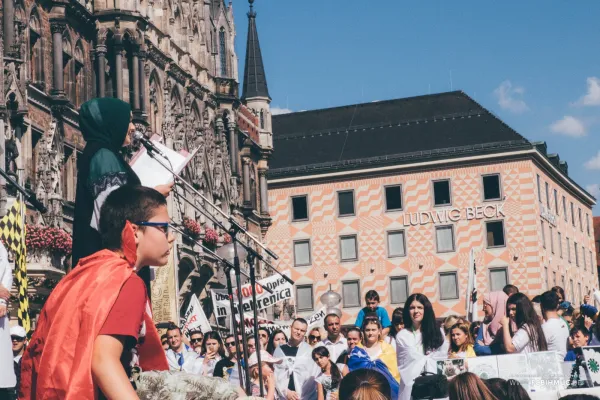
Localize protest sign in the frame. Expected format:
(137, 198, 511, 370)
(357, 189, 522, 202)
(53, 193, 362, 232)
(180, 294, 212, 338)
(211, 271, 293, 317)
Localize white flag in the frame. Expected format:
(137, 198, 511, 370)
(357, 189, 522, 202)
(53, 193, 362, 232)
(181, 294, 212, 338)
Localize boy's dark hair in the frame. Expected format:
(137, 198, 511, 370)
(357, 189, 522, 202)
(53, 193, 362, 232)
(503, 284, 519, 296)
(540, 290, 560, 312)
(324, 313, 340, 327)
(99, 185, 167, 250)
(167, 324, 182, 334)
(365, 290, 380, 302)
(189, 330, 203, 337)
(570, 326, 590, 338)
(293, 317, 308, 326)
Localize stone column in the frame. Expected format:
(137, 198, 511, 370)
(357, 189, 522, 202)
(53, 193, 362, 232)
(242, 158, 251, 205)
(139, 48, 147, 115)
(113, 35, 124, 100)
(96, 44, 107, 97)
(131, 49, 140, 110)
(90, 50, 97, 98)
(259, 168, 269, 215)
(3, 0, 15, 54)
(50, 22, 66, 96)
(228, 122, 237, 176)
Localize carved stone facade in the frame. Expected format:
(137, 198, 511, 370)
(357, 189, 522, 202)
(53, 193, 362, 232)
(0, 0, 273, 324)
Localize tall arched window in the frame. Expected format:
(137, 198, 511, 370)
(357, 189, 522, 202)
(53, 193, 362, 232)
(219, 27, 227, 77)
(62, 33, 74, 103)
(29, 11, 43, 86)
(74, 43, 85, 107)
(260, 109, 265, 129)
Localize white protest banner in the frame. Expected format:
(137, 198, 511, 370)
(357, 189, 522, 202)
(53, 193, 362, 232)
(211, 271, 293, 317)
(180, 294, 212, 338)
(306, 307, 327, 328)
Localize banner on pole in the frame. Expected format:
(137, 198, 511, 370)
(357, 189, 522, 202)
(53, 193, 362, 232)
(210, 272, 293, 317)
(180, 294, 212, 338)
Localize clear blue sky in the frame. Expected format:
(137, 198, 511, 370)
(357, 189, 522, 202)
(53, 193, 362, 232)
(233, 0, 600, 213)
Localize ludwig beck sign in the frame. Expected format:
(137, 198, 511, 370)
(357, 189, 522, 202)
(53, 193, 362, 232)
(401, 204, 505, 226)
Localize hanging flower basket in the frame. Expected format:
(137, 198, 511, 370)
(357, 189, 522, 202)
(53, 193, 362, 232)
(221, 233, 232, 245)
(25, 224, 73, 257)
(182, 217, 202, 238)
(203, 228, 219, 250)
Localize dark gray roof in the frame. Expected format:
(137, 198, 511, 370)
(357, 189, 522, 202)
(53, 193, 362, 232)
(241, 1, 270, 101)
(269, 91, 531, 178)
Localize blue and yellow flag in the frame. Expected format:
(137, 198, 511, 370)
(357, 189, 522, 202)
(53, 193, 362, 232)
(0, 201, 30, 334)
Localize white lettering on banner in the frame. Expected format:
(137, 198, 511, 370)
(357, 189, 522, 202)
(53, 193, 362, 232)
(180, 294, 212, 338)
(211, 271, 293, 317)
(401, 204, 505, 226)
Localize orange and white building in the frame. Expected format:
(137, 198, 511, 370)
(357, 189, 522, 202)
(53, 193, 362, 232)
(265, 91, 597, 323)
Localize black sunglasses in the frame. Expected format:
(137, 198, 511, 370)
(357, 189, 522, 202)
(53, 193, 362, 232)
(309, 335, 320, 340)
(11, 336, 24, 342)
(190, 337, 203, 343)
(226, 341, 236, 347)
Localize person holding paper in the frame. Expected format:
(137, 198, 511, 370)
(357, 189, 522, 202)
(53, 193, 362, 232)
(73, 98, 173, 267)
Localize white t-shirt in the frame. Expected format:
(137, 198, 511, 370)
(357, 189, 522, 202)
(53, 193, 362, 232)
(542, 317, 570, 359)
(512, 324, 541, 353)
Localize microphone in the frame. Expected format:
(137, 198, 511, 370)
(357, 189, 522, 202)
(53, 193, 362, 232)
(132, 131, 167, 158)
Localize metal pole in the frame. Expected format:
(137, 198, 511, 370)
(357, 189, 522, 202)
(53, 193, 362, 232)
(248, 253, 264, 397)
(225, 267, 246, 393)
(232, 233, 252, 395)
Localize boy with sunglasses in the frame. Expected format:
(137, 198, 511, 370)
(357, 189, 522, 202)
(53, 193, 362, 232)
(214, 334, 239, 379)
(20, 185, 174, 400)
(190, 330, 204, 354)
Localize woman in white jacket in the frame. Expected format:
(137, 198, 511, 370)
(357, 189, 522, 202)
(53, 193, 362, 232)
(396, 293, 448, 400)
(0, 242, 17, 392)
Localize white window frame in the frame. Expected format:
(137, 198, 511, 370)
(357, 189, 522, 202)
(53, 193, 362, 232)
(337, 190, 356, 217)
(482, 174, 502, 202)
(342, 280, 361, 308)
(439, 271, 459, 301)
(432, 179, 452, 207)
(291, 195, 310, 222)
(387, 230, 407, 258)
(384, 184, 403, 212)
(296, 284, 314, 312)
(340, 234, 359, 262)
(485, 220, 506, 248)
(435, 225, 456, 253)
(390, 276, 409, 305)
(489, 267, 509, 293)
(293, 239, 312, 267)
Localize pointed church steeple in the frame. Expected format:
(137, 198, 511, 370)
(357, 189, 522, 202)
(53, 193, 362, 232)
(241, 0, 270, 101)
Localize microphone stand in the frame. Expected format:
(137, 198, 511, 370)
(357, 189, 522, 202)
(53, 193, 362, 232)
(169, 224, 271, 395)
(0, 167, 47, 213)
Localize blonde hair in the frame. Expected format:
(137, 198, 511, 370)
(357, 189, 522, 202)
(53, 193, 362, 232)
(449, 321, 473, 354)
(443, 315, 461, 335)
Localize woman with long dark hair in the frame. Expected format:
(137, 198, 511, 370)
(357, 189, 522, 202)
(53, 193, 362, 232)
(449, 372, 499, 400)
(312, 346, 348, 400)
(198, 331, 226, 376)
(501, 293, 548, 353)
(396, 293, 448, 400)
(266, 329, 288, 355)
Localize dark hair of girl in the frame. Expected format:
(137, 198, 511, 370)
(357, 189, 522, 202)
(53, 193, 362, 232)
(388, 307, 404, 338)
(485, 378, 531, 400)
(506, 293, 548, 352)
(469, 321, 481, 340)
(266, 329, 288, 355)
(312, 346, 342, 389)
(201, 331, 226, 358)
(403, 293, 444, 353)
(551, 286, 566, 301)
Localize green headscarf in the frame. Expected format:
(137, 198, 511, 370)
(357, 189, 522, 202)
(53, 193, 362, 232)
(79, 98, 132, 151)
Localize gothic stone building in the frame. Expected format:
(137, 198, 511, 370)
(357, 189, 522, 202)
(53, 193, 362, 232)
(0, 0, 274, 325)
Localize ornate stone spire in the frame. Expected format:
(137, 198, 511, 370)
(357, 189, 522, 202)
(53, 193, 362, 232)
(241, 0, 270, 101)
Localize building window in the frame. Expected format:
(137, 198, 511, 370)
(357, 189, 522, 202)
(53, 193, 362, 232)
(390, 277, 409, 304)
(554, 189, 559, 215)
(433, 180, 451, 206)
(537, 175, 541, 202)
(583, 250, 586, 271)
(567, 238, 571, 263)
(591, 251, 594, 273)
(562, 275, 566, 289)
(293, 240, 311, 267)
(563, 196, 567, 222)
(571, 202, 575, 226)
(549, 226, 554, 254)
(482, 174, 501, 201)
(570, 279, 575, 302)
(541, 221, 546, 248)
(575, 242, 579, 267)
(260, 109, 265, 129)
(291, 195, 309, 221)
(579, 208, 583, 232)
(545, 182, 550, 206)
(587, 214, 591, 236)
(553, 271, 557, 286)
(296, 285, 314, 311)
(545, 267, 549, 290)
(489, 267, 508, 292)
(486, 221, 506, 248)
(387, 230, 406, 258)
(340, 235, 358, 262)
(219, 27, 227, 77)
(579, 283, 583, 304)
(558, 232, 563, 258)
(342, 280, 360, 308)
(435, 225, 455, 253)
(337, 190, 355, 217)
(439, 272, 459, 300)
(29, 12, 44, 86)
(385, 185, 403, 211)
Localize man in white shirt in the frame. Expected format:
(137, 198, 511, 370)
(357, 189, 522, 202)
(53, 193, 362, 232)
(318, 314, 347, 362)
(165, 325, 200, 372)
(540, 290, 570, 360)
